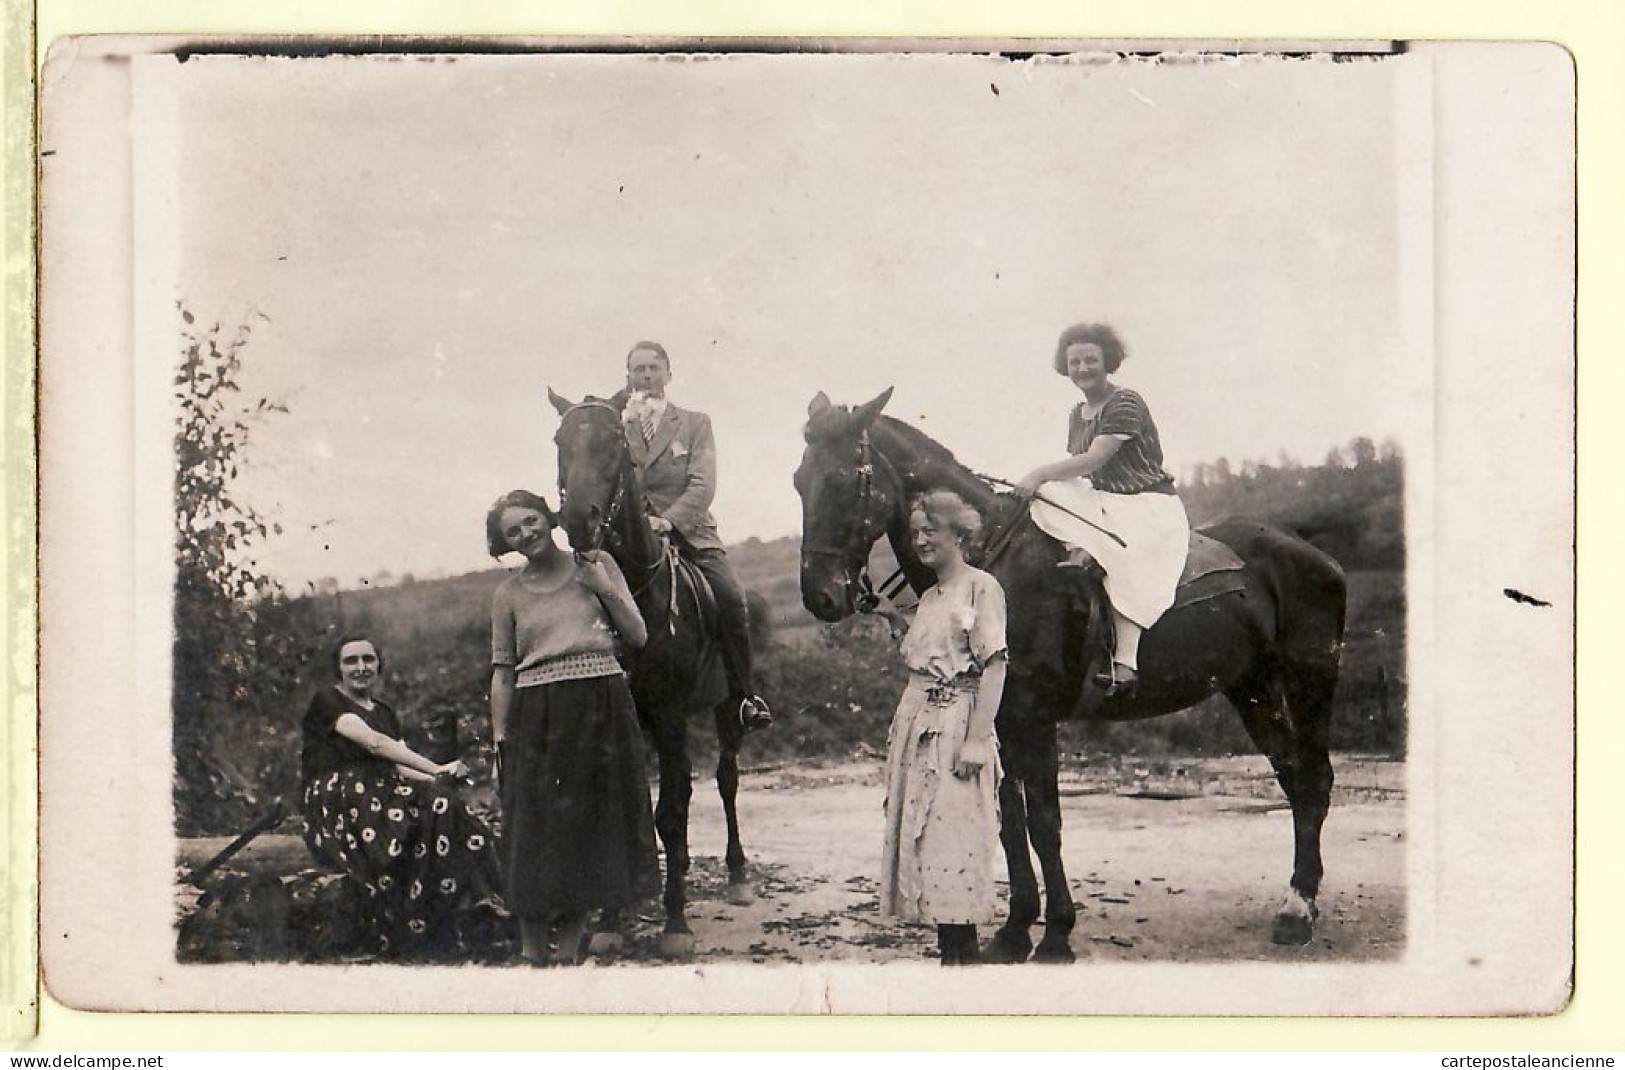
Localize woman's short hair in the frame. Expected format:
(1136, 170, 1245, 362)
(485, 489, 558, 558)
(331, 635, 384, 679)
(626, 341, 671, 370)
(1053, 322, 1128, 375)
(909, 488, 984, 545)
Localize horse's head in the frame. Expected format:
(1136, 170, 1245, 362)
(794, 387, 900, 622)
(548, 388, 631, 553)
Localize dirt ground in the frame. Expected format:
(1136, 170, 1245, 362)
(177, 753, 1405, 966)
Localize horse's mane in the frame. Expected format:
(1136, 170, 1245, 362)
(872, 415, 963, 467)
(803, 403, 966, 471)
(873, 416, 1008, 514)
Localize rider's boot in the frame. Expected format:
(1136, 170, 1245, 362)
(1056, 549, 1118, 696)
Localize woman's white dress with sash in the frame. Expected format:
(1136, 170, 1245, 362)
(880, 567, 1006, 925)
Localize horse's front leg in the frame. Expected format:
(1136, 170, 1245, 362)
(984, 757, 1038, 964)
(713, 701, 753, 905)
(650, 711, 696, 958)
(1023, 725, 1077, 963)
(588, 907, 627, 958)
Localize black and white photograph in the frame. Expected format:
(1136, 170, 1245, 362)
(36, 38, 1574, 1016)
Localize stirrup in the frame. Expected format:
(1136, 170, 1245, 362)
(738, 695, 774, 731)
(1103, 666, 1138, 698)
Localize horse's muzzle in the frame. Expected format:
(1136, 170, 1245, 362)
(799, 554, 866, 622)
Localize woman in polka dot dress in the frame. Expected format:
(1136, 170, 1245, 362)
(300, 635, 502, 957)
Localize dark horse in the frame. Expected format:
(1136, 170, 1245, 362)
(548, 389, 753, 957)
(796, 389, 1347, 961)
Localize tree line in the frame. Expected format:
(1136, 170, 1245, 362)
(1178, 438, 1404, 571)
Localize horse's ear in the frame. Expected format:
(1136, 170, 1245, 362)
(808, 392, 832, 419)
(547, 387, 575, 416)
(851, 386, 895, 430)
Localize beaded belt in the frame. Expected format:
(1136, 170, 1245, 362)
(912, 671, 980, 707)
(516, 651, 623, 688)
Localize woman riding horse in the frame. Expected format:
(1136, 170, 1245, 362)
(1015, 323, 1191, 697)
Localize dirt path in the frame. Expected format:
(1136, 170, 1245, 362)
(178, 755, 1405, 965)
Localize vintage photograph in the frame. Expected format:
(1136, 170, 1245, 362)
(36, 39, 1573, 1016)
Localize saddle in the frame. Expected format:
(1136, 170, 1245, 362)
(624, 544, 728, 711)
(1065, 529, 1248, 715)
(640, 543, 719, 637)
(669, 548, 720, 631)
(1063, 530, 1247, 617)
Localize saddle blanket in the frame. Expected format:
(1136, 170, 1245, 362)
(1171, 531, 1248, 610)
(1179, 530, 1244, 586)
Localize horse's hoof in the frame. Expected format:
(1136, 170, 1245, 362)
(725, 881, 755, 906)
(657, 932, 697, 959)
(981, 931, 1033, 965)
(1272, 891, 1319, 946)
(1267, 910, 1319, 943)
(1272, 914, 1314, 946)
(1033, 939, 1077, 965)
(588, 932, 626, 957)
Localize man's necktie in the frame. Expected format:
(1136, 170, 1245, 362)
(640, 410, 658, 445)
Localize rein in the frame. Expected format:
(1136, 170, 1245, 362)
(971, 472, 1128, 549)
(814, 426, 1127, 614)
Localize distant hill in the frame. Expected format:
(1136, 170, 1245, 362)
(317, 538, 822, 657)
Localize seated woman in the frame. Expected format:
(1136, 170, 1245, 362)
(1015, 322, 1191, 694)
(300, 635, 502, 958)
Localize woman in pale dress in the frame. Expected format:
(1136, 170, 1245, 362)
(879, 489, 1008, 965)
(1015, 322, 1191, 694)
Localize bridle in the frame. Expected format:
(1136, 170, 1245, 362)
(801, 428, 908, 612)
(556, 400, 663, 574)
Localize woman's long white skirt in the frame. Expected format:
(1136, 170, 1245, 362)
(880, 679, 1002, 925)
(1029, 481, 1191, 628)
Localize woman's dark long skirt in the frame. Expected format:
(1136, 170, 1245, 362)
(501, 674, 660, 921)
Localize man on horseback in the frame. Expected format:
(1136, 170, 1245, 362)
(613, 341, 772, 731)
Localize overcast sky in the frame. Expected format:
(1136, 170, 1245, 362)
(143, 50, 1426, 589)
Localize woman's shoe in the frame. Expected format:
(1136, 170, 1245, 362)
(554, 923, 591, 966)
(1103, 666, 1138, 698)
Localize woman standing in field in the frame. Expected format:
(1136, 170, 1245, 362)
(880, 489, 1008, 965)
(299, 635, 502, 958)
(485, 489, 660, 965)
